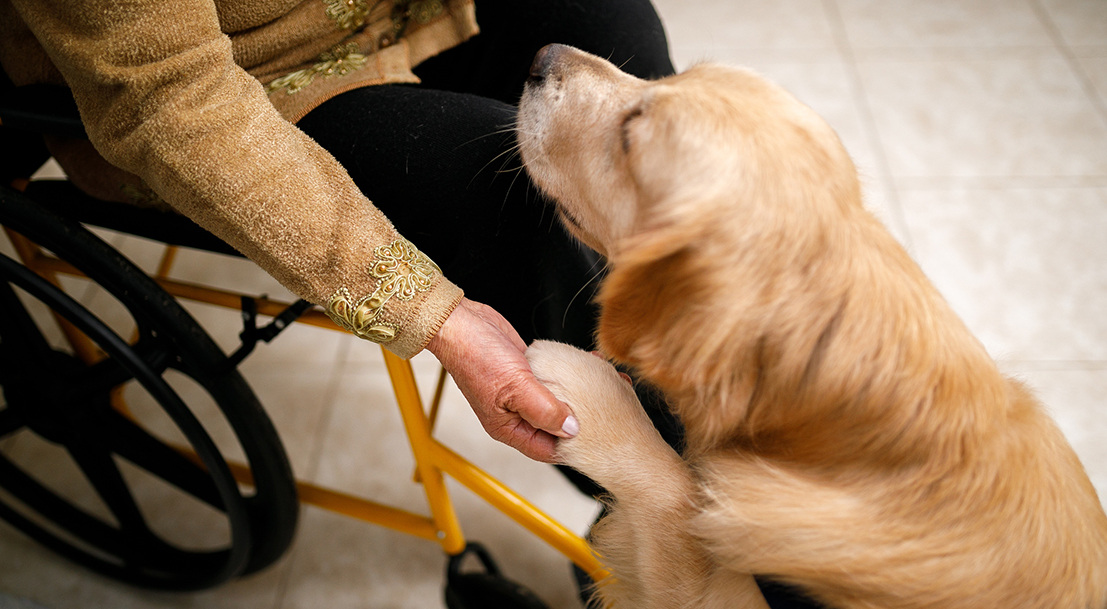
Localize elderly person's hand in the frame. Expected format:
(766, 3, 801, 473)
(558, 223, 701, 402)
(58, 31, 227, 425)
(426, 297, 579, 462)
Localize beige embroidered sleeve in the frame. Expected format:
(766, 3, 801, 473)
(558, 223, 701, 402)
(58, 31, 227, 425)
(324, 238, 456, 357)
(10, 0, 463, 359)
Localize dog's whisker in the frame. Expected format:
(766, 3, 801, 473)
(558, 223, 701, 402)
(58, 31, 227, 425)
(560, 256, 608, 330)
(468, 143, 523, 189)
(493, 152, 524, 183)
(495, 148, 523, 174)
(456, 122, 520, 149)
(499, 164, 527, 212)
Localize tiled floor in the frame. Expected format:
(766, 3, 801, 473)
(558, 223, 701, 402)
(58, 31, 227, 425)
(1, 1, 1105, 607)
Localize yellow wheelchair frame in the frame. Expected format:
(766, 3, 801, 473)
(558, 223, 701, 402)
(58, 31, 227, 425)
(3, 175, 607, 586)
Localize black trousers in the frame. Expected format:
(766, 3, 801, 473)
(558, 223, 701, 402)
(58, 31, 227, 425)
(297, 0, 684, 468)
(298, 3, 823, 607)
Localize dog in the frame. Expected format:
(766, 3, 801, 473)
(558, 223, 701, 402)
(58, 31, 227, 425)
(517, 44, 1107, 609)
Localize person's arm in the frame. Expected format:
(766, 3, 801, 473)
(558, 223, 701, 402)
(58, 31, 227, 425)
(12, 0, 577, 461)
(11, 0, 457, 357)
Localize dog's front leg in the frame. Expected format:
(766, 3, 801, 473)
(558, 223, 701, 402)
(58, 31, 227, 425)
(527, 341, 768, 609)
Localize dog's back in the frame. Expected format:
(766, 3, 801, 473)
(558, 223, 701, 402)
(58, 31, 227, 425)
(520, 45, 1107, 608)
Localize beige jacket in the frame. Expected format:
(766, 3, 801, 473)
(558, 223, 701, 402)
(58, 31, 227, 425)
(0, 0, 477, 358)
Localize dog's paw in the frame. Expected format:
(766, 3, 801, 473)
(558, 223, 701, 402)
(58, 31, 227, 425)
(527, 341, 680, 489)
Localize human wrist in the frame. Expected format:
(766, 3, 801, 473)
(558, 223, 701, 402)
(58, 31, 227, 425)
(426, 296, 465, 359)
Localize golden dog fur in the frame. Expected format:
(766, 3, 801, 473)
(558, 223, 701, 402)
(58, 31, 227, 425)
(518, 44, 1107, 609)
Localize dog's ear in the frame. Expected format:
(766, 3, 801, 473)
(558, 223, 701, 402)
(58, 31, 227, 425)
(597, 214, 766, 450)
(595, 193, 847, 452)
(596, 226, 696, 368)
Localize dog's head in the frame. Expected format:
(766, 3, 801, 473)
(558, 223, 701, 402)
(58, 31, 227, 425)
(519, 45, 877, 446)
(518, 44, 858, 257)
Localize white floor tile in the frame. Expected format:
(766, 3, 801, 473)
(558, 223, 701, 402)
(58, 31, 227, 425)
(1039, 0, 1107, 48)
(857, 53, 1107, 181)
(900, 187, 1107, 362)
(278, 508, 446, 609)
(838, 0, 1053, 49)
(653, 0, 838, 66)
(1075, 52, 1107, 108)
(297, 364, 598, 608)
(0, 499, 292, 609)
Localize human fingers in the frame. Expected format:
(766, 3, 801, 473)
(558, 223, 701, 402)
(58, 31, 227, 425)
(504, 371, 580, 439)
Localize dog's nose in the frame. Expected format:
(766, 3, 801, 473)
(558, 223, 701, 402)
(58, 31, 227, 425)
(528, 43, 568, 83)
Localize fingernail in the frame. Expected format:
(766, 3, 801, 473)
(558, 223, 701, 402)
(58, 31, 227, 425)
(561, 415, 580, 437)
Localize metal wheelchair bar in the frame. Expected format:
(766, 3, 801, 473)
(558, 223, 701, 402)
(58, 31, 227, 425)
(382, 348, 608, 579)
(3, 225, 607, 579)
(13, 242, 339, 330)
(3, 226, 102, 364)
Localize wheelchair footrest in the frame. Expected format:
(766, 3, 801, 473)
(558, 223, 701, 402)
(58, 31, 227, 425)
(444, 543, 550, 609)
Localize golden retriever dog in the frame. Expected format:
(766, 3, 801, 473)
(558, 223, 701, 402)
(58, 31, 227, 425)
(517, 44, 1107, 609)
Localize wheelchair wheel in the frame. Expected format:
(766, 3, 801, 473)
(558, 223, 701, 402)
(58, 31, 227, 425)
(0, 186, 298, 590)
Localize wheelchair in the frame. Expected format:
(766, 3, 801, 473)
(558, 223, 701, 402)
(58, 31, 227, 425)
(0, 82, 605, 605)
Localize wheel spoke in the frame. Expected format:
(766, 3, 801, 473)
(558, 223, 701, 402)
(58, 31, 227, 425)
(67, 434, 236, 573)
(131, 331, 174, 376)
(0, 407, 25, 440)
(100, 411, 224, 510)
(0, 451, 229, 575)
(66, 442, 149, 536)
(0, 201, 263, 587)
(0, 453, 124, 554)
(63, 333, 175, 402)
(64, 357, 135, 402)
(0, 276, 53, 360)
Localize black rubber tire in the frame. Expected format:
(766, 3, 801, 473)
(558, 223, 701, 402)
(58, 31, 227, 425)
(0, 185, 298, 590)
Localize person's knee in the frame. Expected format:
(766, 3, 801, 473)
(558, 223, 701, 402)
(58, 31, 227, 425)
(566, 0, 675, 80)
(477, 0, 674, 80)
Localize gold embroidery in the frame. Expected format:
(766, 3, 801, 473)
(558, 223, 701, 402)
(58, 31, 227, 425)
(382, 0, 444, 43)
(371, 239, 440, 299)
(275, 0, 448, 96)
(324, 0, 372, 30)
(266, 42, 368, 95)
(324, 239, 441, 343)
(326, 287, 398, 342)
(409, 0, 443, 24)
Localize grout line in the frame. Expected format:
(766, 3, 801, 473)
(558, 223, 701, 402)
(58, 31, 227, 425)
(301, 334, 353, 482)
(821, 0, 916, 255)
(848, 45, 1060, 63)
(999, 360, 1107, 372)
(270, 334, 353, 609)
(271, 550, 299, 609)
(1027, 0, 1107, 130)
(894, 176, 1107, 190)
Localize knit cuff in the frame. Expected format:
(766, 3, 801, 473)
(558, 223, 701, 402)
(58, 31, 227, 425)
(323, 238, 463, 359)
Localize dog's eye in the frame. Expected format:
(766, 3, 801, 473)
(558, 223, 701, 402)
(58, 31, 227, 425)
(620, 107, 643, 154)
